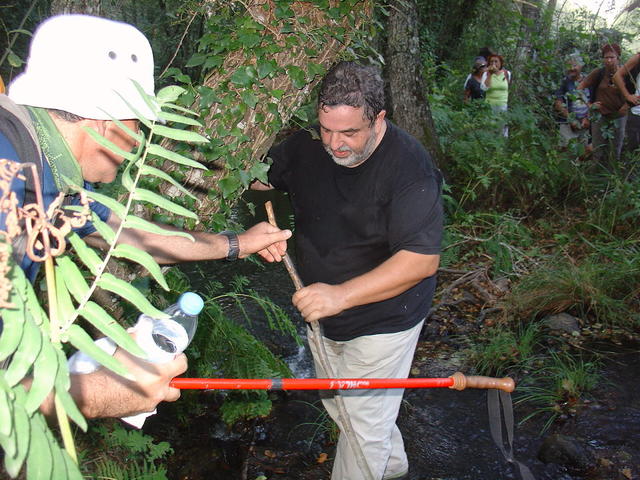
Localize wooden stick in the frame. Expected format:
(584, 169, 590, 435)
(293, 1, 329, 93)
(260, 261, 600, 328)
(264, 201, 375, 480)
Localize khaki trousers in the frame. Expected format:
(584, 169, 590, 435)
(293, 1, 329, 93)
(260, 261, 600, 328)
(308, 320, 424, 480)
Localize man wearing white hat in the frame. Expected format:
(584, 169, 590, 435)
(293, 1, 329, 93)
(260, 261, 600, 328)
(1, 14, 291, 418)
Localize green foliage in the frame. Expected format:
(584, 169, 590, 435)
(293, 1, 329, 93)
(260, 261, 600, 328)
(468, 320, 542, 376)
(432, 97, 578, 213)
(188, 276, 298, 425)
(443, 212, 534, 276)
(516, 352, 600, 434)
(81, 421, 172, 480)
(156, 0, 371, 229)
(290, 400, 339, 447)
(145, 267, 297, 426)
(505, 247, 640, 328)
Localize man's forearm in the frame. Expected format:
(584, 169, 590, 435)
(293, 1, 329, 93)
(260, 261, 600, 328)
(292, 250, 440, 322)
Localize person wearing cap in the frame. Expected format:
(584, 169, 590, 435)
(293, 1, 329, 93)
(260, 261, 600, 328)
(0, 14, 291, 419)
(554, 54, 590, 149)
(612, 51, 640, 159)
(463, 57, 487, 102)
(579, 43, 628, 165)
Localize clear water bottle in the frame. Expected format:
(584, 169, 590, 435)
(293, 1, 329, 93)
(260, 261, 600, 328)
(135, 292, 204, 363)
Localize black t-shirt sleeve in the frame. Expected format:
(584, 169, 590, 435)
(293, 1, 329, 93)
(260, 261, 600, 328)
(388, 170, 443, 256)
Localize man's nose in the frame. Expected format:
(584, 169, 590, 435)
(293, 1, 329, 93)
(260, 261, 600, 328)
(329, 134, 343, 151)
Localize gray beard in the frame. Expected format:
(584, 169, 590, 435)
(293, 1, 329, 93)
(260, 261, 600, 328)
(325, 128, 378, 167)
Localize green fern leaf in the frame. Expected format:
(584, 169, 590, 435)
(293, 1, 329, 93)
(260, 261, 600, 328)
(133, 188, 198, 220)
(97, 273, 166, 318)
(24, 342, 59, 414)
(147, 143, 207, 169)
(139, 164, 198, 200)
(68, 233, 104, 275)
(123, 215, 194, 240)
(152, 125, 209, 143)
(112, 243, 169, 290)
(78, 301, 143, 356)
(65, 325, 132, 379)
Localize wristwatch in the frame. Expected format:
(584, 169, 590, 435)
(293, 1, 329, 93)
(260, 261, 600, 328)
(220, 231, 239, 261)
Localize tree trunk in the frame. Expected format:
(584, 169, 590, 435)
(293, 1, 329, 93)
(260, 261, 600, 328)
(385, 0, 444, 168)
(158, 0, 372, 223)
(511, 0, 543, 99)
(50, 0, 101, 15)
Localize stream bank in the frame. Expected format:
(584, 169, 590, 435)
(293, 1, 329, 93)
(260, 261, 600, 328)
(145, 190, 639, 479)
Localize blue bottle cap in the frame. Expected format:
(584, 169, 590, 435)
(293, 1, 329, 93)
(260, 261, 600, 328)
(178, 292, 204, 315)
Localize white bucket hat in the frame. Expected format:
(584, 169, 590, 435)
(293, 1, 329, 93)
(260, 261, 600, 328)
(8, 14, 157, 120)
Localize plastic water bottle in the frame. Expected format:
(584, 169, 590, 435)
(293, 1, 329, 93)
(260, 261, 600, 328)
(68, 292, 204, 428)
(134, 292, 204, 364)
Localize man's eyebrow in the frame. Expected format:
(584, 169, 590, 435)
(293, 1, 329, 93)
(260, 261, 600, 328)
(319, 124, 362, 134)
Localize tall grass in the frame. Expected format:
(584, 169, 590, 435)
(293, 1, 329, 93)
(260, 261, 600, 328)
(516, 352, 600, 434)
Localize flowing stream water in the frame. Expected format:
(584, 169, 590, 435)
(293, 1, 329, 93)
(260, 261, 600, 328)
(145, 190, 640, 480)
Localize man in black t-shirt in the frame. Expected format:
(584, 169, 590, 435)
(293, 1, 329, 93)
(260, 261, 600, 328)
(253, 62, 443, 480)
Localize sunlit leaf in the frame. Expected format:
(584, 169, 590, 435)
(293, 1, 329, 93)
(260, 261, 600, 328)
(0, 379, 12, 437)
(158, 110, 203, 127)
(66, 325, 132, 379)
(111, 118, 145, 145)
(4, 319, 43, 387)
(53, 348, 87, 431)
(55, 267, 77, 326)
(78, 300, 144, 356)
(97, 273, 165, 318)
(112, 243, 169, 290)
(147, 143, 207, 169)
(82, 126, 138, 161)
(139, 164, 197, 200)
(123, 215, 194, 240)
(68, 233, 102, 275)
(152, 125, 209, 143)
(24, 342, 59, 414)
(161, 102, 199, 116)
(26, 414, 53, 479)
(90, 214, 115, 245)
(134, 188, 198, 220)
(157, 85, 186, 104)
(83, 190, 126, 219)
(0, 300, 25, 363)
(3, 387, 29, 477)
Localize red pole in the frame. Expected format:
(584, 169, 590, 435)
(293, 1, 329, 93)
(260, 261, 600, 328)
(171, 377, 454, 390)
(170, 373, 515, 392)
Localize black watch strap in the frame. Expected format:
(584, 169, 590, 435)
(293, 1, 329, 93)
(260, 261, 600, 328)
(221, 231, 239, 261)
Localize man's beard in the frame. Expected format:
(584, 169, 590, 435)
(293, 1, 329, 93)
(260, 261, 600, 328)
(324, 128, 378, 167)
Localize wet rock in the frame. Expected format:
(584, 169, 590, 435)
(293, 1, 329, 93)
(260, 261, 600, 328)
(544, 313, 580, 334)
(537, 433, 594, 473)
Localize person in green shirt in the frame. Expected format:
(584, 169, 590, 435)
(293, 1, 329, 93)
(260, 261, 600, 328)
(484, 53, 511, 136)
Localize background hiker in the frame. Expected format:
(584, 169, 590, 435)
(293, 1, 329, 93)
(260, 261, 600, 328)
(554, 54, 590, 150)
(613, 50, 640, 161)
(253, 61, 443, 480)
(484, 53, 511, 136)
(463, 56, 487, 102)
(579, 43, 628, 166)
